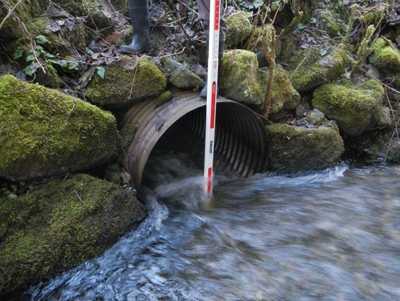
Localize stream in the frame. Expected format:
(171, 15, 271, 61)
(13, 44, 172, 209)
(29, 153, 400, 301)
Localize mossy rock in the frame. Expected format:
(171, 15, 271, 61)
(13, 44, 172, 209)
(258, 65, 301, 115)
(220, 50, 300, 113)
(290, 46, 350, 93)
(28, 16, 90, 53)
(52, 0, 114, 30)
(0, 174, 145, 296)
(0, 0, 49, 41)
(265, 123, 344, 172)
(160, 57, 204, 91)
(85, 56, 167, 107)
(225, 11, 253, 49)
(369, 38, 400, 74)
(0, 75, 119, 181)
(312, 80, 390, 136)
(319, 9, 346, 37)
(220, 49, 262, 106)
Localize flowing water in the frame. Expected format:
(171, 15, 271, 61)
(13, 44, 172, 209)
(29, 153, 400, 301)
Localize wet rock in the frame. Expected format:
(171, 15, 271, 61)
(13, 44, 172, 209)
(160, 57, 204, 91)
(85, 55, 167, 107)
(0, 75, 119, 181)
(220, 50, 300, 114)
(312, 80, 390, 136)
(0, 174, 145, 297)
(265, 123, 344, 172)
(225, 11, 253, 49)
(387, 139, 400, 163)
(369, 38, 400, 74)
(290, 46, 350, 93)
(345, 130, 397, 163)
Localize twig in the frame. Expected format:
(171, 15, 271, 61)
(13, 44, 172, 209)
(0, 0, 24, 31)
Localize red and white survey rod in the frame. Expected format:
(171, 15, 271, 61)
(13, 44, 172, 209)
(204, 0, 221, 195)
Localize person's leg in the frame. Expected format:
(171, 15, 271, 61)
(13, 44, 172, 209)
(120, 0, 150, 54)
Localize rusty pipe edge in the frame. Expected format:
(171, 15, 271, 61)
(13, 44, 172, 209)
(121, 93, 267, 188)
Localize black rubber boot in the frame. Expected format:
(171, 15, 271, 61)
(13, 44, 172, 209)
(120, 0, 150, 54)
(200, 31, 225, 99)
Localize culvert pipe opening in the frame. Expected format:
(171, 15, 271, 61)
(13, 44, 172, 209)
(122, 93, 266, 188)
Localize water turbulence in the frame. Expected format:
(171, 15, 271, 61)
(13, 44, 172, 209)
(29, 96, 400, 301)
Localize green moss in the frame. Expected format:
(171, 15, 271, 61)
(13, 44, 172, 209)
(290, 46, 350, 93)
(85, 56, 167, 107)
(225, 11, 253, 49)
(369, 38, 400, 74)
(265, 123, 344, 171)
(0, 174, 145, 296)
(258, 65, 301, 114)
(220, 49, 263, 106)
(220, 50, 300, 113)
(312, 80, 387, 136)
(0, 75, 119, 181)
(320, 10, 346, 37)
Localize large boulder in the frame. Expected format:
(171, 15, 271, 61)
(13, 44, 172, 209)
(220, 49, 300, 114)
(312, 80, 391, 136)
(0, 75, 119, 181)
(85, 56, 167, 107)
(265, 123, 345, 172)
(290, 46, 350, 93)
(0, 174, 145, 297)
(225, 11, 253, 49)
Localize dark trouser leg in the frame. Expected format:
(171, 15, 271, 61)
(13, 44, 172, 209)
(120, 0, 150, 54)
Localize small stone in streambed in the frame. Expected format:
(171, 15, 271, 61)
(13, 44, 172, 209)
(0, 174, 145, 298)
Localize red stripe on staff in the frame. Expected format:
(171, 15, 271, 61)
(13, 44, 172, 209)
(214, 0, 220, 31)
(207, 167, 213, 193)
(210, 82, 217, 129)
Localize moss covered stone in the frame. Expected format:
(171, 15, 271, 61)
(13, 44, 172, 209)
(265, 123, 344, 172)
(312, 80, 390, 136)
(0, 75, 119, 181)
(52, 0, 114, 30)
(258, 65, 301, 115)
(290, 46, 350, 93)
(160, 57, 204, 91)
(369, 38, 400, 74)
(0, 174, 145, 296)
(85, 56, 167, 107)
(225, 11, 253, 49)
(220, 50, 300, 113)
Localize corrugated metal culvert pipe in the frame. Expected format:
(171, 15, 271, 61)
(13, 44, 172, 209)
(122, 93, 266, 188)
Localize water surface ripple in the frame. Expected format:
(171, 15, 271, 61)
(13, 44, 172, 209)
(30, 157, 400, 301)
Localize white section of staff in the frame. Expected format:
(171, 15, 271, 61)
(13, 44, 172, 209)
(203, 0, 221, 195)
